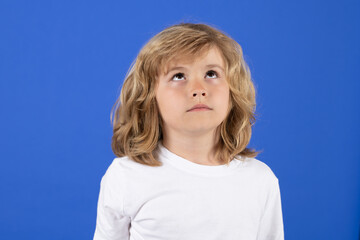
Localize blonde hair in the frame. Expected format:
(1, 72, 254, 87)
(110, 22, 261, 167)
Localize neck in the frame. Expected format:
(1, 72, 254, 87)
(161, 128, 222, 166)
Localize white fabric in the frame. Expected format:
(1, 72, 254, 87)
(93, 143, 284, 240)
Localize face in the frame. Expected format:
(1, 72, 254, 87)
(155, 46, 230, 138)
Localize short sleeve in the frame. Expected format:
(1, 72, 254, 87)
(93, 163, 131, 240)
(257, 177, 284, 240)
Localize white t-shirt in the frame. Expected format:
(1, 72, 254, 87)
(93, 143, 284, 240)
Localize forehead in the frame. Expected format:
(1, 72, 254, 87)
(160, 46, 226, 75)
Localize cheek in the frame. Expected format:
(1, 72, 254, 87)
(216, 84, 230, 104)
(215, 85, 231, 117)
(156, 88, 182, 118)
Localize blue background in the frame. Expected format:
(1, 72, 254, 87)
(0, 0, 359, 239)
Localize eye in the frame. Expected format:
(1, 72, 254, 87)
(171, 72, 185, 81)
(206, 70, 218, 79)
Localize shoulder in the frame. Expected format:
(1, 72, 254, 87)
(237, 156, 281, 200)
(99, 156, 145, 200)
(237, 155, 279, 183)
(102, 155, 161, 184)
(104, 156, 145, 176)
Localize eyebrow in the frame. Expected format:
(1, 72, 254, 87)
(165, 67, 186, 75)
(165, 64, 225, 76)
(206, 64, 224, 72)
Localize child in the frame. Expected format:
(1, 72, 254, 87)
(93, 22, 284, 240)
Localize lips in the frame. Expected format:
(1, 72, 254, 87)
(187, 104, 212, 112)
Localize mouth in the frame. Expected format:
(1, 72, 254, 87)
(187, 104, 212, 112)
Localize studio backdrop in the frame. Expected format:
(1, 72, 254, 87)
(0, 0, 359, 239)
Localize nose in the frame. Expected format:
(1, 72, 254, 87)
(192, 90, 206, 97)
(190, 77, 207, 98)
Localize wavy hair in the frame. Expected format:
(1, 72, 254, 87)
(110, 22, 262, 167)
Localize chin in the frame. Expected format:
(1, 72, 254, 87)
(183, 124, 220, 134)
